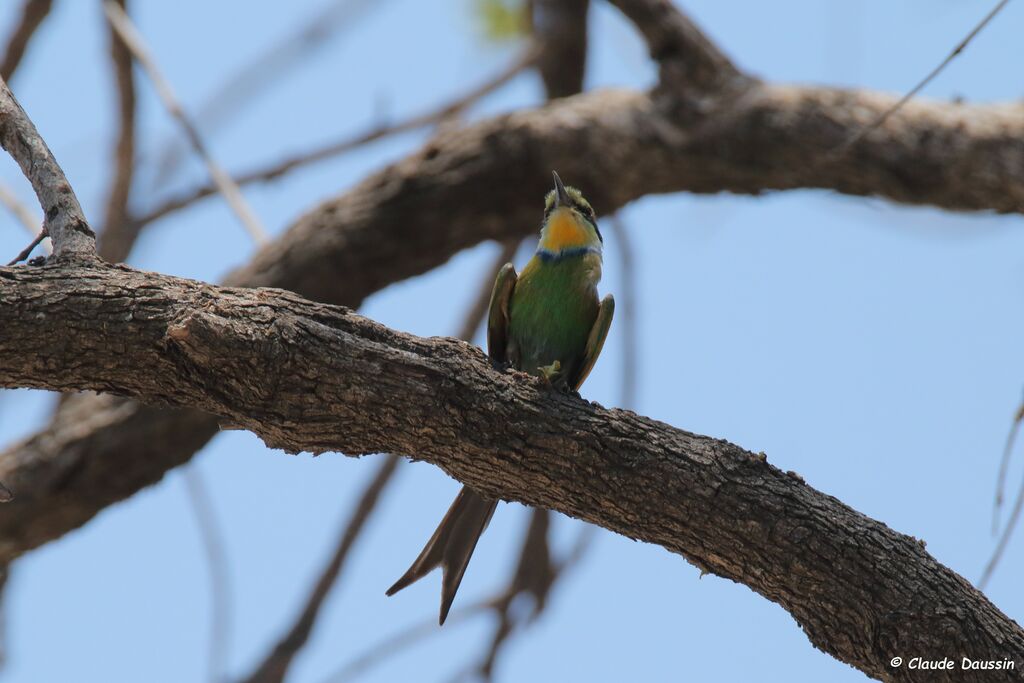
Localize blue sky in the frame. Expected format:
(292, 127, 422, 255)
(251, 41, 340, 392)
(1, 1, 1022, 681)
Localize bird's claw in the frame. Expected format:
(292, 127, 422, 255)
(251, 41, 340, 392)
(538, 360, 563, 385)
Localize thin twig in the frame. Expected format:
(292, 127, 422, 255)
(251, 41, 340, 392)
(993, 398, 1024, 535)
(183, 466, 232, 683)
(239, 455, 401, 683)
(132, 46, 538, 230)
(980, 465, 1024, 590)
(96, 0, 138, 264)
(6, 226, 46, 266)
(152, 0, 383, 185)
(320, 601, 489, 683)
(832, 0, 1012, 158)
(102, 1, 269, 246)
(0, 0, 53, 82)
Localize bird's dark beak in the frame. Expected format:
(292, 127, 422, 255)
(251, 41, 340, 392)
(552, 171, 571, 208)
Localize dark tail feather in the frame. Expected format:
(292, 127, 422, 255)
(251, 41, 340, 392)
(386, 486, 497, 624)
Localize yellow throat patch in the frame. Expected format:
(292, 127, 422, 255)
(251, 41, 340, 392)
(539, 208, 592, 253)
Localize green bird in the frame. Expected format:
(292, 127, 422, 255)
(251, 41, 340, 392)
(386, 171, 615, 624)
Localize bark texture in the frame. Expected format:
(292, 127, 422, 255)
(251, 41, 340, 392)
(0, 261, 1021, 682)
(3, 0, 1024, 637)
(4, 80, 1024, 576)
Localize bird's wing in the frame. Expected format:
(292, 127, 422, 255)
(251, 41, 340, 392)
(486, 262, 518, 363)
(571, 294, 615, 391)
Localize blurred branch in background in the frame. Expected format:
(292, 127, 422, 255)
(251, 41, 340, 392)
(240, 455, 401, 683)
(321, 525, 594, 683)
(983, 399, 1024, 589)
(0, 0, 53, 82)
(532, 0, 588, 99)
(132, 46, 539, 232)
(0, 182, 35, 235)
(982, 463, 1024, 590)
(183, 466, 233, 683)
(0, 181, 47, 256)
(992, 398, 1024, 535)
(152, 0, 383, 186)
(831, 0, 1013, 159)
(455, 509, 553, 682)
(95, 0, 137, 263)
(103, 0, 269, 246)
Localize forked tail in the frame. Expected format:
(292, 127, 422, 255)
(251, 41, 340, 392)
(385, 486, 497, 624)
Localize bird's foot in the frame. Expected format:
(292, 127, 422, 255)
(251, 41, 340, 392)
(538, 360, 563, 385)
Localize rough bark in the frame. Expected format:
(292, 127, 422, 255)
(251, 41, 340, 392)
(0, 79, 95, 261)
(0, 261, 1020, 682)
(5, 0, 1024, 590)
(4, 81, 1024, 571)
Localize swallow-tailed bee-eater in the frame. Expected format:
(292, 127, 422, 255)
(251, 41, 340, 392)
(386, 171, 615, 624)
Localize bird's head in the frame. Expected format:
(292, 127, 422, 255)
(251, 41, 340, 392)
(537, 171, 602, 258)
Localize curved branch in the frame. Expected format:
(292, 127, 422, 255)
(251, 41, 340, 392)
(0, 76, 95, 260)
(4, 0, 1024, 579)
(0, 261, 1020, 681)
(232, 84, 1024, 307)
(3, 81, 1024, 568)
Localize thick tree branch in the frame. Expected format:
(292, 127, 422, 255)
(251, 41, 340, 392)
(3, 82, 1024, 567)
(4, 0, 1024, 576)
(0, 262, 1020, 682)
(233, 85, 1024, 307)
